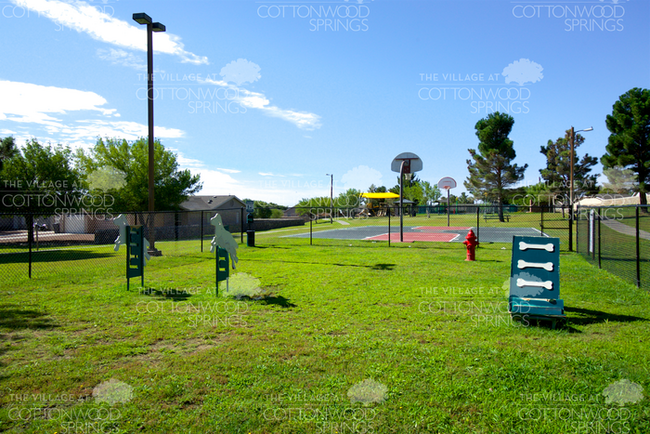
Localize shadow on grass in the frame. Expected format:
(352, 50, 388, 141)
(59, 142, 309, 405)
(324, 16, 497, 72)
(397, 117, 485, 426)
(0, 250, 117, 264)
(139, 287, 193, 301)
(240, 245, 292, 250)
(0, 304, 58, 330)
(245, 258, 397, 271)
(0, 305, 58, 369)
(258, 295, 296, 308)
(565, 306, 648, 326)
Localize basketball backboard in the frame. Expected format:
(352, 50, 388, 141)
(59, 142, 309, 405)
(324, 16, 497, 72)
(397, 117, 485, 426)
(438, 177, 457, 190)
(391, 152, 423, 174)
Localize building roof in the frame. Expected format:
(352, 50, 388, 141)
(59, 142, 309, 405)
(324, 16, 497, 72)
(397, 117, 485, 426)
(180, 195, 245, 211)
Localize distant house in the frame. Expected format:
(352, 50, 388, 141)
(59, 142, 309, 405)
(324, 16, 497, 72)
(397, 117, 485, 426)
(180, 195, 245, 228)
(575, 193, 641, 209)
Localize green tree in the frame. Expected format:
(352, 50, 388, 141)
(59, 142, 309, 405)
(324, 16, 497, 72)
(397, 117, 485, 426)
(464, 112, 527, 221)
(244, 200, 287, 219)
(511, 182, 554, 210)
(76, 137, 202, 212)
(0, 136, 17, 172)
(337, 188, 362, 208)
(457, 192, 474, 204)
(1, 139, 82, 215)
(295, 196, 331, 216)
(601, 87, 650, 207)
(540, 129, 598, 203)
(601, 166, 636, 195)
(420, 181, 441, 217)
(421, 181, 441, 205)
(1, 139, 83, 246)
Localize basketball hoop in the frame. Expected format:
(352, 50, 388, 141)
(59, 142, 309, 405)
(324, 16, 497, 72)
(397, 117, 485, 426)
(391, 152, 423, 243)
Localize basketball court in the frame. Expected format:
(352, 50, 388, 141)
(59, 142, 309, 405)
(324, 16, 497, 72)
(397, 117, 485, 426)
(284, 225, 547, 243)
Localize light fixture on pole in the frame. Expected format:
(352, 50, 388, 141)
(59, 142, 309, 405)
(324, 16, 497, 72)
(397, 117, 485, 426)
(569, 126, 593, 252)
(133, 12, 165, 255)
(326, 174, 333, 224)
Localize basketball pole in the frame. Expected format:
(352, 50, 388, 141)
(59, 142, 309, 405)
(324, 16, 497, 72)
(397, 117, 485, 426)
(447, 188, 450, 227)
(400, 161, 405, 242)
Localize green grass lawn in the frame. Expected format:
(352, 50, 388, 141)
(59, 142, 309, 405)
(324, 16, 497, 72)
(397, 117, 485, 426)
(1, 235, 649, 433)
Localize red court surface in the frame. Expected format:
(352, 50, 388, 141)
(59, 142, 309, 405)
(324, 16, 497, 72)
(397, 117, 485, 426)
(415, 226, 471, 231)
(365, 232, 461, 242)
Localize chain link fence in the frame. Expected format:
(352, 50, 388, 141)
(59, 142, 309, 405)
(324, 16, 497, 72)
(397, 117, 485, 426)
(576, 205, 650, 289)
(0, 209, 250, 282)
(257, 204, 570, 247)
(2, 204, 575, 282)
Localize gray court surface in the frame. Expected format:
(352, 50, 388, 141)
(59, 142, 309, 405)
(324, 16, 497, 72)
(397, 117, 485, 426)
(283, 226, 547, 243)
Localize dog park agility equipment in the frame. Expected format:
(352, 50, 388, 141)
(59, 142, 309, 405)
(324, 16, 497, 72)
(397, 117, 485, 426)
(113, 214, 151, 290)
(210, 213, 239, 295)
(508, 236, 566, 328)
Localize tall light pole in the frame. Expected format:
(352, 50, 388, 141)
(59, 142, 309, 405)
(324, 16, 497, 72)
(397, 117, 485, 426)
(326, 174, 333, 224)
(133, 13, 165, 255)
(569, 126, 593, 251)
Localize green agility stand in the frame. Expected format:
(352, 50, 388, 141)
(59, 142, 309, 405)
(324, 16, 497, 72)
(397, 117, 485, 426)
(126, 225, 145, 291)
(216, 247, 229, 296)
(508, 236, 566, 328)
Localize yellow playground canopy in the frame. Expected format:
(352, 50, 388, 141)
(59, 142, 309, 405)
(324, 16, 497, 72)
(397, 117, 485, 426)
(360, 192, 400, 199)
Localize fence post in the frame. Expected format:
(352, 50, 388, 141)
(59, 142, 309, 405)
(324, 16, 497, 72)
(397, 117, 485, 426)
(174, 211, 179, 241)
(240, 208, 244, 244)
(310, 208, 313, 245)
(597, 208, 601, 269)
(388, 207, 391, 247)
(592, 209, 596, 261)
(636, 206, 641, 288)
(540, 205, 544, 236)
(200, 211, 204, 252)
(569, 205, 574, 252)
(27, 214, 33, 279)
(475, 205, 479, 244)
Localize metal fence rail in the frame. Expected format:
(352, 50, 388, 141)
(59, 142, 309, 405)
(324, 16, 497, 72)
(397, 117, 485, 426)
(1, 204, 575, 282)
(576, 205, 650, 289)
(0, 209, 247, 282)
(269, 204, 570, 248)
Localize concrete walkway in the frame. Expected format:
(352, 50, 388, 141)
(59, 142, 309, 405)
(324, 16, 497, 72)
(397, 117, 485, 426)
(601, 219, 650, 241)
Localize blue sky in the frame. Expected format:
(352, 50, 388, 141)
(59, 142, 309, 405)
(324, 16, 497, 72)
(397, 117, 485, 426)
(1, 0, 648, 206)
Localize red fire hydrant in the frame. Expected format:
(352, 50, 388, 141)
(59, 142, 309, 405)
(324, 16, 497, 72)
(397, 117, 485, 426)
(463, 229, 479, 261)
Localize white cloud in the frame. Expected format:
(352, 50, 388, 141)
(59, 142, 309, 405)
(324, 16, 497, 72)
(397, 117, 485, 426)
(96, 48, 145, 70)
(183, 166, 331, 206)
(203, 77, 322, 131)
(216, 168, 241, 174)
(0, 80, 185, 148)
(175, 153, 240, 174)
(175, 153, 206, 168)
(341, 165, 383, 190)
(12, 0, 208, 65)
(71, 120, 184, 140)
(0, 80, 116, 123)
(192, 168, 242, 194)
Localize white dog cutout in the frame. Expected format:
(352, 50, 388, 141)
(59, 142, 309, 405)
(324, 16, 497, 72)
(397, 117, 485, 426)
(113, 214, 151, 265)
(210, 213, 239, 269)
(113, 214, 128, 252)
